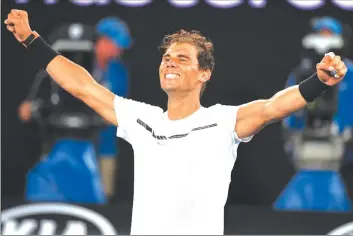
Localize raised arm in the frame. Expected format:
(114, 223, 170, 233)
(46, 55, 118, 125)
(5, 10, 118, 126)
(235, 53, 348, 139)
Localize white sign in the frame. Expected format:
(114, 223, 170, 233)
(328, 221, 353, 235)
(1, 203, 117, 235)
(14, 0, 353, 10)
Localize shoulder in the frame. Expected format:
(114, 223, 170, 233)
(206, 103, 241, 116)
(114, 96, 163, 117)
(203, 104, 252, 144)
(204, 103, 242, 129)
(113, 96, 164, 141)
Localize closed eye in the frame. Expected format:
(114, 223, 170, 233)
(163, 56, 171, 62)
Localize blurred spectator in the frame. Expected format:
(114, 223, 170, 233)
(93, 16, 131, 198)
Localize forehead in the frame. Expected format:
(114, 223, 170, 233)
(164, 42, 198, 58)
(96, 36, 116, 46)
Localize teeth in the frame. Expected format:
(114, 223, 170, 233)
(165, 73, 179, 79)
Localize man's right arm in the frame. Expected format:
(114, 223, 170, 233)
(46, 55, 118, 126)
(4, 10, 118, 126)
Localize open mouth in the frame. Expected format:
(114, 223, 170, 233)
(165, 73, 180, 80)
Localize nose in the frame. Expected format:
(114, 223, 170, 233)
(166, 58, 178, 68)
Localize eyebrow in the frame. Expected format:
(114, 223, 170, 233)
(163, 53, 192, 60)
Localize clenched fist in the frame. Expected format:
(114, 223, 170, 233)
(4, 9, 35, 43)
(317, 52, 347, 86)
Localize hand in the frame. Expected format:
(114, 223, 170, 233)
(316, 52, 347, 86)
(18, 101, 32, 122)
(4, 9, 34, 43)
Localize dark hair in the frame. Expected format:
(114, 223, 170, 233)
(159, 29, 215, 96)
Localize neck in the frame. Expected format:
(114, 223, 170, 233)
(97, 58, 108, 70)
(96, 55, 114, 70)
(167, 91, 201, 120)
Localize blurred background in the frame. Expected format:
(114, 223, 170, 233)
(1, 0, 353, 235)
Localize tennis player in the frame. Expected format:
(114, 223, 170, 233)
(5, 10, 347, 235)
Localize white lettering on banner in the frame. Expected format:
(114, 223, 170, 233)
(249, 0, 267, 8)
(287, 0, 325, 10)
(168, 0, 199, 8)
(2, 219, 37, 235)
(13, 0, 353, 10)
(38, 220, 56, 235)
(45, 0, 58, 3)
(15, 0, 58, 3)
(328, 221, 353, 235)
(2, 219, 86, 235)
(1, 203, 117, 235)
(205, 0, 243, 8)
(332, 0, 353, 10)
(69, 0, 110, 6)
(115, 0, 152, 7)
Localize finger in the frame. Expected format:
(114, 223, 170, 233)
(8, 12, 20, 21)
(11, 9, 26, 18)
(6, 25, 15, 33)
(6, 18, 19, 26)
(8, 13, 20, 20)
(334, 61, 345, 71)
(336, 67, 347, 78)
(329, 56, 341, 67)
(317, 62, 335, 72)
(322, 52, 335, 64)
(4, 19, 15, 26)
(6, 14, 17, 22)
(8, 11, 18, 18)
(11, 9, 21, 15)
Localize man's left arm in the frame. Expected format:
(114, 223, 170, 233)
(235, 52, 348, 139)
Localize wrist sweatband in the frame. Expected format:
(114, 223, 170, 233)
(27, 36, 60, 70)
(298, 73, 331, 102)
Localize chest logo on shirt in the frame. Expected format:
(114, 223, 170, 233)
(136, 118, 217, 140)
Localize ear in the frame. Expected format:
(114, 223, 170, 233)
(199, 69, 211, 83)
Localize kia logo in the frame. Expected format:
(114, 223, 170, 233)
(1, 203, 117, 235)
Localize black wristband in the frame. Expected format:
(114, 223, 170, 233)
(22, 33, 36, 47)
(27, 36, 60, 71)
(298, 73, 331, 102)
